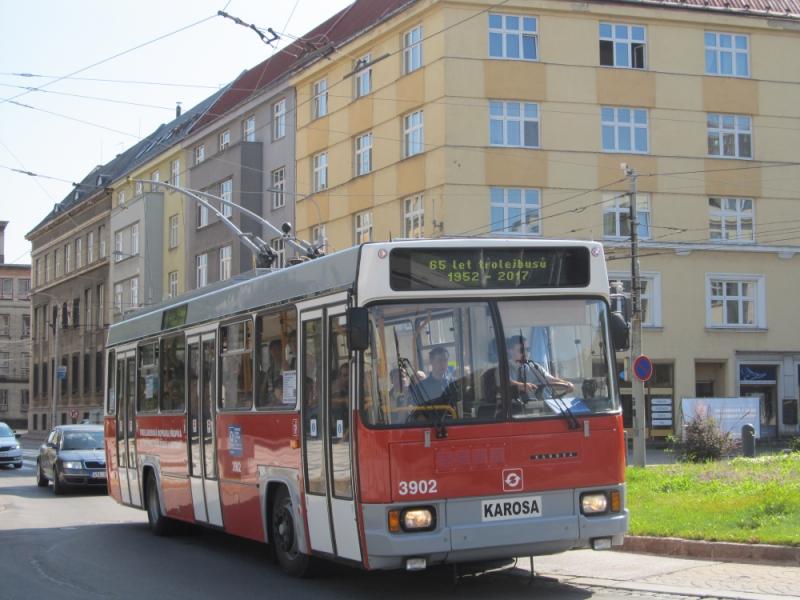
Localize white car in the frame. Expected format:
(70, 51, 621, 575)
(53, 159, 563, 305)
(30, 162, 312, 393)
(0, 422, 23, 469)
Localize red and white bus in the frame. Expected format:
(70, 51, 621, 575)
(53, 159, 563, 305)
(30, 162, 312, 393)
(104, 238, 629, 576)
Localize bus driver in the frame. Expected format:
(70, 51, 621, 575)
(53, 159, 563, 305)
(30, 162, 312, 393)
(507, 334, 574, 401)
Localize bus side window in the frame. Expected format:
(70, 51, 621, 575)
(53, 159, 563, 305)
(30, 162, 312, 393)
(256, 307, 297, 409)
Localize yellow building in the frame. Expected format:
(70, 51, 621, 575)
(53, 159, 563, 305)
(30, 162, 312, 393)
(292, 0, 800, 438)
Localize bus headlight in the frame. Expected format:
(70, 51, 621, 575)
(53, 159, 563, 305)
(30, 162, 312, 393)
(388, 507, 436, 533)
(580, 492, 608, 515)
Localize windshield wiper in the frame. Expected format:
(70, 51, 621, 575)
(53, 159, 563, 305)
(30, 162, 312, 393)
(527, 360, 580, 430)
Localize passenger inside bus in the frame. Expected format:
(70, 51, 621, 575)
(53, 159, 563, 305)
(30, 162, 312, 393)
(417, 346, 453, 401)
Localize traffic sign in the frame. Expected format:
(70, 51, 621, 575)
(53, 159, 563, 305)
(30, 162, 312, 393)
(632, 355, 654, 382)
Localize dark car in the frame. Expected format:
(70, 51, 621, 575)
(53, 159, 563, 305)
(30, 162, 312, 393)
(35, 425, 107, 494)
(0, 422, 23, 469)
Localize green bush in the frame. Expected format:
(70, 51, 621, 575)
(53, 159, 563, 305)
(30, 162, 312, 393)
(790, 437, 800, 453)
(672, 412, 735, 462)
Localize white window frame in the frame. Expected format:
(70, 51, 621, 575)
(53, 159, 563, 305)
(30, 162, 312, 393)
(131, 223, 139, 256)
(603, 192, 651, 240)
(599, 22, 646, 69)
(194, 144, 205, 164)
(489, 101, 539, 148)
(169, 214, 179, 249)
(312, 153, 328, 192)
(74, 238, 82, 270)
(168, 271, 179, 298)
(608, 271, 662, 327)
(198, 204, 209, 229)
(170, 159, 180, 187)
(488, 13, 538, 61)
(118, 190, 126, 206)
(114, 231, 123, 263)
(312, 78, 328, 119)
(706, 273, 766, 329)
(64, 243, 71, 273)
(355, 54, 372, 98)
(243, 115, 256, 142)
(55, 248, 61, 277)
(99, 226, 107, 259)
(270, 238, 285, 269)
(403, 194, 425, 239)
(219, 245, 232, 280)
(220, 178, 233, 218)
(707, 113, 752, 159)
(601, 107, 649, 154)
(705, 32, 749, 78)
(403, 110, 424, 158)
(150, 170, 160, 192)
(114, 283, 123, 314)
(219, 129, 230, 151)
(354, 211, 373, 244)
(489, 187, 541, 235)
(355, 132, 373, 176)
(273, 99, 286, 140)
(709, 197, 754, 243)
(312, 224, 327, 250)
(271, 167, 286, 209)
(196, 253, 208, 288)
(87, 231, 95, 263)
(129, 277, 138, 310)
(403, 25, 423, 74)
(0, 315, 8, 337)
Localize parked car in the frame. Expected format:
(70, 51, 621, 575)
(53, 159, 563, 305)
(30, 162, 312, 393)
(0, 422, 23, 469)
(35, 425, 107, 494)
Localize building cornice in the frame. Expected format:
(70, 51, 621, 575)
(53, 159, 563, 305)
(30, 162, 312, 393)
(604, 240, 798, 257)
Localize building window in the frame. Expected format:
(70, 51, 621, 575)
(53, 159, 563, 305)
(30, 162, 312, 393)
(114, 283, 123, 313)
(22, 314, 31, 338)
(198, 204, 209, 228)
(170, 159, 180, 187)
(355, 54, 372, 97)
(609, 273, 661, 327)
(488, 13, 538, 60)
(603, 192, 650, 239)
(35, 258, 41, 286)
(114, 231, 123, 262)
(490, 101, 539, 148)
(403, 110, 424, 157)
(354, 211, 373, 244)
(707, 113, 752, 159)
(135, 181, 143, 196)
(84, 288, 91, 327)
(355, 132, 373, 176)
(312, 153, 328, 192)
(709, 197, 754, 243)
(87, 231, 95, 263)
(0, 279, 11, 299)
(403, 194, 425, 238)
(490, 187, 540, 235)
(98, 283, 104, 326)
(705, 32, 749, 77)
(64, 243, 71, 273)
(243, 115, 255, 142)
(403, 25, 423, 74)
(312, 78, 328, 119)
(131, 222, 139, 256)
(312, 224, 326, 250)
(264, 167, 283, 210)
(0, 315, 8, 336)
(196, 254, 208, 288)
(119, 190, 126, 206)
(150, 170, 160, 192)
(270, 238, 285, 269)
(168, 271, 179, 298)
(99, 225, 107, 258)
(44, 255, 50, 282)
(18, 278, 30, 300)
(273, 99, 286, 140)
(599, 22, 646, 69)
(0, 353, 7, 377)
(83, 353, 90, 394)
(194, 144, 205, 164)
(219, 129, 230, 151)
(130, 277, 138, 310)
(220, 178, 233, 218)
(602, 107, 648, 153)
(74, 238, 82, 270)
(169, 214, 179, 249)
(219, 245, 232, 280)
(21, 389, 29, 412)
(0, 390, 7, 412)
(55, 248, 61, 277)
(707, 274, 765, 328)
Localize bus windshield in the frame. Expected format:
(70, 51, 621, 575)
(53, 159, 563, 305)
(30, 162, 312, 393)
(361, 299, 617, 427)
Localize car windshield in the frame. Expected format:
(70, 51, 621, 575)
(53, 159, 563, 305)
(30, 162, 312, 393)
(0, 423, 13, 437)
(361, 299, 617, 427)
(62, 431, 104, 450)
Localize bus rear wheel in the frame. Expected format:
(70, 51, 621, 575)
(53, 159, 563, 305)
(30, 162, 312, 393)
(146, 473, 175, 536)
(271, 487, 313, 577)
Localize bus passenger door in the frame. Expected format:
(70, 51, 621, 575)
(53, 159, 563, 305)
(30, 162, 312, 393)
(300, 305, 362, 562)
(116, 350, 142, 507)
(187, 333, 222, 527)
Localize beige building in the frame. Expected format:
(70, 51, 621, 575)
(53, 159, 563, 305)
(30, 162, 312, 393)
(292, 0, 800, 438)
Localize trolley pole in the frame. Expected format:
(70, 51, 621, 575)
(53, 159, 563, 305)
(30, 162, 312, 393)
(624, 165, 647, 467)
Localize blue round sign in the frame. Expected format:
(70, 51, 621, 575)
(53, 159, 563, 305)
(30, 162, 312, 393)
(633, 355, 653, 382)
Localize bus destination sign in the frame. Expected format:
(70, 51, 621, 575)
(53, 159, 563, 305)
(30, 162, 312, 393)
(389, 247, 590, 291)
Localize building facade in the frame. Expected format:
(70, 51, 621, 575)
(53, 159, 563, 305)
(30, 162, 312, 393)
(0, 222, 31, 429)
(291, 0, 800, 438)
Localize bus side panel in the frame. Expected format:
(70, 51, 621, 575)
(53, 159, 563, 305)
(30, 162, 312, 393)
(216, 412, 300, 543)
(136, 414, 194, 520)
(104, 416, 122, 505)
(356, 420, 394, 504)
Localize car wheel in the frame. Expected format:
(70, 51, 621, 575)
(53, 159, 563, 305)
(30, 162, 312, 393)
(271, 487, 314, 577)
(52, 466, 65, 495)
(146, 473, 175, 536)
(36, 461, 49, 487)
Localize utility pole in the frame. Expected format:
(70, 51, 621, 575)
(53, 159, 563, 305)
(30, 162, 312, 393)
(50, 307, 59, 430)
(623, 164, 647, 467)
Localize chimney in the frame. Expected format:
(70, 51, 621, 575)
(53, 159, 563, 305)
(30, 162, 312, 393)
(176, 102, 182, 118)
(0, 221, 7, 264)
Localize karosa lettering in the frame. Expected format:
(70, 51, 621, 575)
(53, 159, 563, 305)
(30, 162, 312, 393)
(483, 499, 540, 518)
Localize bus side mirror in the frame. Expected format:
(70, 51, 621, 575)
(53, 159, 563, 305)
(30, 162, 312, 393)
(610, 312, 630, 352)
(347, 307, 370, 352)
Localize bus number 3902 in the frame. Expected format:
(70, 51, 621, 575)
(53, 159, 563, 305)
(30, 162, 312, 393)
(398, 479, 438, 496)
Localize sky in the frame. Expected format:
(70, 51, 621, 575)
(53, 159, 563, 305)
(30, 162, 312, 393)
(0, 0, 353, 265)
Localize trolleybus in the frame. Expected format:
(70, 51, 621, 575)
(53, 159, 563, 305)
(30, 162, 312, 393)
(104, 238, 629, 576)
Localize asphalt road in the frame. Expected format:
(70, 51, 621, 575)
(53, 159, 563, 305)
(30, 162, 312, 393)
(1, 450, 794, 600)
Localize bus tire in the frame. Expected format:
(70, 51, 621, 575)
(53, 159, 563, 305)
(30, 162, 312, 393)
(36, 461, 48, 487)
(271, 487, 313, 577)
(146, 473, 174, 536)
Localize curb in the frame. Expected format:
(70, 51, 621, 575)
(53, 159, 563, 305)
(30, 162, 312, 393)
(616, 535, 800, 566)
